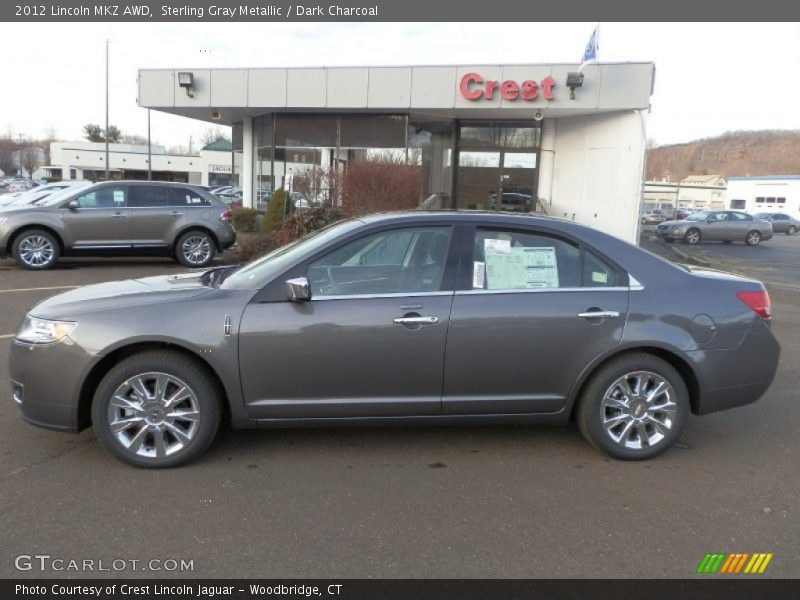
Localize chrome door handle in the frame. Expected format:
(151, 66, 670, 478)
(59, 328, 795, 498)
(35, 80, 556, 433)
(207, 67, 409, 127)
(393, 316, 439, 325)
(111, 212, 126, 218)
(170, 211, 184, 216)
(577, 310, 620, 319)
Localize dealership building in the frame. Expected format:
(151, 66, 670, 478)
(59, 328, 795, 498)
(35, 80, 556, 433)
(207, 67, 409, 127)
(138, 62, 654, 242)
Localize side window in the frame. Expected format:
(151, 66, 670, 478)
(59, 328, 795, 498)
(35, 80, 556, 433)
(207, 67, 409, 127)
(74, 186, 126, 208)
(169, 187, 209, 206)
(128, 185, 168, 208)
(472, 229, 618, 290)
(307, 226, 453, 297)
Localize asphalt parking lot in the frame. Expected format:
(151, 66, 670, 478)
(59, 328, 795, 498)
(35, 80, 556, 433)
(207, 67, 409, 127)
(0, 244, 798, 579)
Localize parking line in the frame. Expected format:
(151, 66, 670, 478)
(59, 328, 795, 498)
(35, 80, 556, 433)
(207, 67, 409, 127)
(0, 285, 80, 294)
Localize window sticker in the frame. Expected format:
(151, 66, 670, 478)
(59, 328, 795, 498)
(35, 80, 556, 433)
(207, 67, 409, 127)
(484, 238, 511, 254)
(472, 261, 486, 289)
(485, 246, 559, 289)
(591, 271, 609, 284)
(113, 190, 124, 204)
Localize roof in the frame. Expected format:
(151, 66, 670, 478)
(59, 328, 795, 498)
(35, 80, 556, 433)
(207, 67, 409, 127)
(680, 174, 725, 184)
(201, 140, 233, 152)
(726, 176, 800, 181)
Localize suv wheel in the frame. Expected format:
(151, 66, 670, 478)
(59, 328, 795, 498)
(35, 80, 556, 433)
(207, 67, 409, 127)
(745, 230, 761, 246)
(12, 229, 60, 269)
(176, 230, 216, 268)
(92, 350, 222, 468)
(576, 353, 689, 460)
(683, 228, 701, 245)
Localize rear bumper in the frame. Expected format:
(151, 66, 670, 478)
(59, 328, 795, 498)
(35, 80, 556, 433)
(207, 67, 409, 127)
(687, 318, 780, 415)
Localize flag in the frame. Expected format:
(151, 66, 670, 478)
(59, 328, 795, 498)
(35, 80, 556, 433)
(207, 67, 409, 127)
(579, 25, 599, 72)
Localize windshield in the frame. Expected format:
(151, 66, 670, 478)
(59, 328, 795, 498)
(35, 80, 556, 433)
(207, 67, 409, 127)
(34, 184, 93, 206)
(221, 219, 363, 290)
(685, 211, 712, 221)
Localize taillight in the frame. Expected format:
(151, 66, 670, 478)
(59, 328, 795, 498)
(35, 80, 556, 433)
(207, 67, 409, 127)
(220, 210, 232, 222)
(736, 290, 771, 319)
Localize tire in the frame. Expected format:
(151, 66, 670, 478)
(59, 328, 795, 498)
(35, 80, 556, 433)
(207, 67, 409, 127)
(175, 230, 216, 268)
(787, 226, 796, 235)
(91, 350, 222, 468)
(576, 353, 689, 460)
(745, 230, 761, 246)
(12, 228, 60, 270)
(683, 228, 701, 245)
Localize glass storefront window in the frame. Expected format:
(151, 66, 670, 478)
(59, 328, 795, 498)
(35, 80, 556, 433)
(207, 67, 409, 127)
(455, 121, 541, 212)
(408, 116, 454, 210)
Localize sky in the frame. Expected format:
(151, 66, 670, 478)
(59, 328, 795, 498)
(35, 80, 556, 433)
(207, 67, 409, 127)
(1, 22, 799, 149)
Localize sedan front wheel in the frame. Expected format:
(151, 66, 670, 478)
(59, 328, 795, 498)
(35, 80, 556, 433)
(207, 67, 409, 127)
(92, 350, 222, 468)
(576, 353, 689, 460)
(683, 228, 701, 245)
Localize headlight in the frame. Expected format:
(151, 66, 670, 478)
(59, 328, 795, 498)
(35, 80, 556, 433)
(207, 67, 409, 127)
(15, 316, 76, 344)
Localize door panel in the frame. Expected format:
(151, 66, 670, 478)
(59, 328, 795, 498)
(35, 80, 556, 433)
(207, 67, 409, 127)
(128, 184, 188, 246)
(239, 295, 453, 419)
(443, 290, 628, 414)
(60, 185, 130, 247)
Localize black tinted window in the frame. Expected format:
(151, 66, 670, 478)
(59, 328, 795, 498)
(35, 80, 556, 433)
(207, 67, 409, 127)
(128, 185, 169, 207)
(169, 187, 210, 206)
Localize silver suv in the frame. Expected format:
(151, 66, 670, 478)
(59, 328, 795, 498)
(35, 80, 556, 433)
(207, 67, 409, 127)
(0, 181, 236, 269)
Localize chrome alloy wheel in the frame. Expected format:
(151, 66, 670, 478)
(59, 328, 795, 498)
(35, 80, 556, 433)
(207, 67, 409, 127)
(684, 229, 700, 244)
(746, 231, 761, 245)
(600, 371, 678, 450)
(181, 235, 211, 265)
(19, 235, 55, 267)
(107, 372, 201, 459)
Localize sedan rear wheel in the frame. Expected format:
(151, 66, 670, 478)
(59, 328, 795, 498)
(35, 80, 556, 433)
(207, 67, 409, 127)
(745, 230, 761, 246)
(684, 228, 701, 245)
(92, 351, 221, 468)
(788, 225, 796, 235)
(576, 353, 689, 460)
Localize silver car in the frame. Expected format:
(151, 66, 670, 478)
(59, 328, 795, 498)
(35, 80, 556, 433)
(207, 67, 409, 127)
(10, 212, 779, 468)
(0, 180, 237, 269)
(753, 212, 799, 235)
(655, 210, 773, 246)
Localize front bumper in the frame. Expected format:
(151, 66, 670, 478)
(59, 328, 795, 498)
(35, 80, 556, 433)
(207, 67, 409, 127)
(9, 337, 100, 433)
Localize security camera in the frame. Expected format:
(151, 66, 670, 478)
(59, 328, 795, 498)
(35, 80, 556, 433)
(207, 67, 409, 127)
(533, 111, 544, 122)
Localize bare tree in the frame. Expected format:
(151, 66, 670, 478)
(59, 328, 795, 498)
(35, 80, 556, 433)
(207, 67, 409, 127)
(0, 136, 16, 177)
(20, 144, 43, 178)
(200, 126, 231, 146)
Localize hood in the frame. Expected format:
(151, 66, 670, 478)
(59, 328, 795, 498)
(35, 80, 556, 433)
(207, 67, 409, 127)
(657, 220, 684, 227)
(29, 272, 214, 319)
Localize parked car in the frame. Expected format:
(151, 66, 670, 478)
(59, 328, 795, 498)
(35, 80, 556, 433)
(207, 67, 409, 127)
(0, 180, 92, 208)
(10, 211, 779, 467)
(752, 212, 799, 235)
(0, 180, 236, 269)
(674, 208, 693, 220)
(655, 210, 773, 246)
(641, 210, 668, 225)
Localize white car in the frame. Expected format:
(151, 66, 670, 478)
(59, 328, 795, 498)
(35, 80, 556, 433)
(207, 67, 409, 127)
(0, 181, 91, 207)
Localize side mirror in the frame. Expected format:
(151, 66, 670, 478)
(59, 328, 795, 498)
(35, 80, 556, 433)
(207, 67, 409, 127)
(67, 199, 79, 210)
(284, 277, 311, 302)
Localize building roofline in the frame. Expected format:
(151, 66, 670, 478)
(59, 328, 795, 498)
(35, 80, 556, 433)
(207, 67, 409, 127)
(726, 176, 800, 181)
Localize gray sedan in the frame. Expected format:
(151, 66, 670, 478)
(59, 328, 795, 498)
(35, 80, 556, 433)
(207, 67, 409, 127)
(655, 210, 773, 245)
(753, 212, 799, 235)
(10, 212, 780, 467)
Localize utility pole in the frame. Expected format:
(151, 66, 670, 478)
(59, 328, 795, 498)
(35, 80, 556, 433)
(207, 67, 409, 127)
(147, 109, 152, 181)
(104, 39, 110, 181)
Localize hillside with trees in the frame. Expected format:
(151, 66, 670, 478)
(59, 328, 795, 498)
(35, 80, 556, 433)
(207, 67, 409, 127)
(646, 130, 800, 181)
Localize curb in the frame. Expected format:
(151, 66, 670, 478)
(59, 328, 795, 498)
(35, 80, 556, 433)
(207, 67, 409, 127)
(665, 243, 713, 267)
